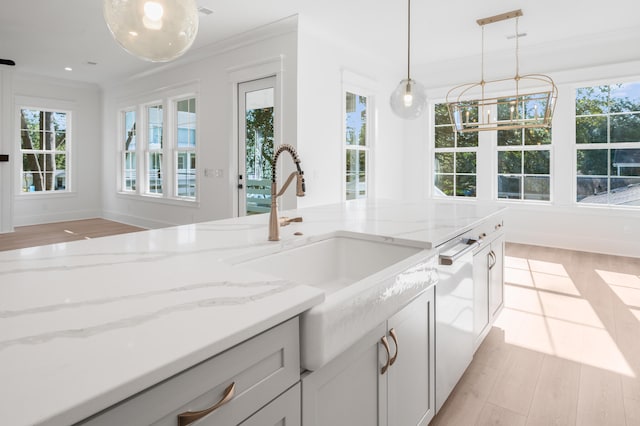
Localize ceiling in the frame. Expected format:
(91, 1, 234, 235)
(1, 0, 639, 87)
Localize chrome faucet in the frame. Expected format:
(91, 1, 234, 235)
(269, 144, 306, 241)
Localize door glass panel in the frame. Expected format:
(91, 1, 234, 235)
(244, 87, 274, 215)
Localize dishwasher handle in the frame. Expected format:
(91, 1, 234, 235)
(439, 239, 480, 266)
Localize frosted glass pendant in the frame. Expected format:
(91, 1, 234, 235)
(390, 78, 427, 119)
(103, 0, 199, 62)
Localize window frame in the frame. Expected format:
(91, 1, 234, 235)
(432, 102, 479, 198)
(342, 72, 376, 202)
(16, 101, 73, 196)
(116, 85, 199, 205)
(172, 95, 198, 200)
(121, 108, 137, 193)
(574, 80, 640, 208)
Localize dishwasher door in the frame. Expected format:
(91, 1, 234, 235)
(435, 238, 478, 412)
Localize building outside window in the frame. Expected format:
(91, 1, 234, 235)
(146, 104, 163, 195)
(576, 82, 640, 206)
(19, 107, 69, 193)
(345, 91, 369, 200)
(497, 127, 551, 201)
(175, 97, 196, 198)
(433, 103, 478, 197)
(122, 109, 136, 191)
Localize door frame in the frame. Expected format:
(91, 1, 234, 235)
(237, 76, 278, 217)
(228, 57, 283, 218)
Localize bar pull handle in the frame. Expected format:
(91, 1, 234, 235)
(439, 239, 480, 266)
(389, 328, 399, 366)
(488, 250, 496, 270)
(380, 335, 391, 374)
(177, 382, 235, 426)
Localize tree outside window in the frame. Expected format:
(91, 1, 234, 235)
(433, 103, 477, 197)
(576, 82, 640, 206)
(20, 108, 69, 193)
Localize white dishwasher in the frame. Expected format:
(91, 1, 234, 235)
(435, 233, 480, 412)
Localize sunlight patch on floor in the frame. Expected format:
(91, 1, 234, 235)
(500, 256, 635, 377)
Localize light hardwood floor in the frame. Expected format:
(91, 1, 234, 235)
(0, 218, 144, 252)
(432, 243, 640, 426)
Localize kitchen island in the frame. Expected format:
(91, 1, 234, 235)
(0, 199, 505, 426)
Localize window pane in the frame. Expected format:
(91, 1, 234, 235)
(576, 86, 609, 115)
(434, 152, 453, 174)
(435, 126, 454, 148)
(435, 174, 454, 196)
(498, 129, 522, 146)
(124, 152, 136, 191)
(498, 151, 522, 174)
(43, 131, 54, 150)
(577, 149, 608, 176)
(524, 151, 550, 175)
(22, 130, 41, 150)
(177, 152, 196, 198)
(148, 152, 163, 194)
(345, 92, 367, 147)
(609, 82, 640, 113)
(125, 111, 136, 150)
(456, 175, 476, 197)
(611, 149, 640, 176)
(52, 112, 67, 131)
(610, 177, 640, 205)
(434, 103, 451, 125)
(524, 176, 550, 201)
(524, 127, 551, 145)
(610, 113, 640, 143)
(498, 175, 521, 199)
(147, 105, 163, 149)
(457, 131, 478, 148)
(456, 152, 476, 174)
(577, 177, 608, 202)
(576, 116, 607, 144)
(345, 149, 365, 200)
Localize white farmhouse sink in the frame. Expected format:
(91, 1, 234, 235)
(236, 232, 438, 371)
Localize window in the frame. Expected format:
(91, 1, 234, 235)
(19, 108, 69, 193)
(122, 109, 136, 191)
(497, 127, 551, 201)
(433, 103, 477, 197)
(576, 82, 640, 206)
(146, 104, 163, 195)
(345, 92, 369, 200)
(175, 98, 197, 198)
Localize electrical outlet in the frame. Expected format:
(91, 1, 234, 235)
(215, 169, 223, 178)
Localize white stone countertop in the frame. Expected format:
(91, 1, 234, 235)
(0, 198, 505, 426)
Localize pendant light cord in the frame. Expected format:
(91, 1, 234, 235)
(407, 0, 411, 80)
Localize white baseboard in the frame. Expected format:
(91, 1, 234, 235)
(101, 210, 176, 229)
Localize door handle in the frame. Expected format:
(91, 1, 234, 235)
(389, 328, 399, 366)
(177, 382, 235, 426)
(380, 335, 391, 374)
(488, 250, 496, 270)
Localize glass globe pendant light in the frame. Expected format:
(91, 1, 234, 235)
(390, 0, 427, 119)
(103, 0, 199, 62)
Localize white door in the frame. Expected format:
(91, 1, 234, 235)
(237, 76, 277, 217)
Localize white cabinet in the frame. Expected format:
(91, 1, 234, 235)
(80, 318, 300, 426)
(240, 383, 300, 426)
(302, 288, 435, 426)
(472, 232, 505, 349)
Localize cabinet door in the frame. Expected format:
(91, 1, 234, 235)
(239, 383, 300, 426)
(489, 236, 505, 320)
(387, 289, 435, 426)
(473, 244, 491, 348)
(302, 323, 388, 426)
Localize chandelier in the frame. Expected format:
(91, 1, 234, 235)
(446, 10, 557, 133)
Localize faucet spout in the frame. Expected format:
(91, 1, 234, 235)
(269, 144, 305, 241)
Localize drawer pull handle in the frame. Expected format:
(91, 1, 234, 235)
(389, 328, 399, 366)
(380, 335, 391, 375)
(177, 382, 236, 426)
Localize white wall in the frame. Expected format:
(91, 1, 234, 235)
(11, 74, 103, 226)
(409, 60, 640, 258)
(101, 19, 298, 228)
(296, 6, 407, 207)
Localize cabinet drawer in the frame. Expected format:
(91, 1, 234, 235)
(81, 318, 300, 426)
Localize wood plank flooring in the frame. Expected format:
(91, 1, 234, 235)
(0, 218, 144, 252)
(432, 243, 640, 426)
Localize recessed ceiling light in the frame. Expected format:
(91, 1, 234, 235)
(64, 67, 72, 71)
(87, 61, 98, 66)
(197, 6, 213, 15)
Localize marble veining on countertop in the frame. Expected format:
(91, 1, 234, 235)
(0, 198, 504, 426)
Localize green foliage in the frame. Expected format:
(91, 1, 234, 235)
(245, 107, 274, 179)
